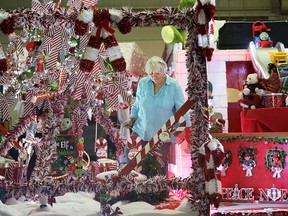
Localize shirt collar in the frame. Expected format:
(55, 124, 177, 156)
(164, 74, 171, 85)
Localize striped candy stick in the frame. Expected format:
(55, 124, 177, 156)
(119, 99, 193, 176)
(135, 116, 186, 172)
(127, 135, 142, 172)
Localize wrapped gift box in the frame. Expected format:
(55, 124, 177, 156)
(263, 93, 286, 108)
(0, 160, 24, 184)
(90, 159, 119, 179)
(97, 159, 119, 173)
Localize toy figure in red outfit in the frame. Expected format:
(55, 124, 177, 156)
(256, 31, 273, 48)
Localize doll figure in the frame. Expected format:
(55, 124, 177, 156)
(241, 153, 256, 177)
(232, 184, 240, 199)
(271, 154, 283, 178)
(74, 140, 84, 176)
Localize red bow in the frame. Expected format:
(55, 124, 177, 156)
(95, 12, 115, 39)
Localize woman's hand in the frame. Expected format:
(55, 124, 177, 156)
(122, 118, 135, 128)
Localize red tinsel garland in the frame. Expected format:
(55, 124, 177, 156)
(0, 115, 37, 157)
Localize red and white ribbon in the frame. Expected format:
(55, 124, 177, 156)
(0, 92, 14, 122)
(6, 161, 17, 182)
(102, 74, 130, 110)
(31, 0, 55, 15)
(82, 0, 98, 8)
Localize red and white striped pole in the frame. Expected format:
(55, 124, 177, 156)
(119, 99, 193, 176)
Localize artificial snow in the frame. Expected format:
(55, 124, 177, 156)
(0, 192, 192, 216)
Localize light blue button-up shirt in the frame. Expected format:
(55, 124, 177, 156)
(131, 74, 191, 141)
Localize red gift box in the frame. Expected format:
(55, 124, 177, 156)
(0, 161, 24, 184)
(263, 93, 286, 108)
(98, 160, 119, 173)
(90, 159, 119, 178)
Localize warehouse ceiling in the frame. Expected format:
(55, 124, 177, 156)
(0, 0, 287, 21)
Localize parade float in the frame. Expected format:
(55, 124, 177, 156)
(0, 0, 219, 215)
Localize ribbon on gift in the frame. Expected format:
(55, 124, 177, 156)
(119, 99, 193, 176)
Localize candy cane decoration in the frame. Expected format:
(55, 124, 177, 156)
(194, 0, 216, 61)
(127, 135, 142, 172)
(199, 138, 224, 208)
(95, 137, 108, 159)
(127, 135, 142, 150)
(75, 8, 129, 73)
(119, 99, 193, 176)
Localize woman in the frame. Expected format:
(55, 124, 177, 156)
(122, 56, 191, 175)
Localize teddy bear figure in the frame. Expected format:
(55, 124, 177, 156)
(240, 73, 265, 97)
(239, 73, 265, 109)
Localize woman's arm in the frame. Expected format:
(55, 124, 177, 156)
(122, 78, 144, 127)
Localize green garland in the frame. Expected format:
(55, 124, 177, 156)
(265, 149, 287, 171)
(217, 135, 288, 144)
(237, 146, 257, 164)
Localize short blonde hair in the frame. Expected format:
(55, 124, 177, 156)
(145, 56, 167, 75)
